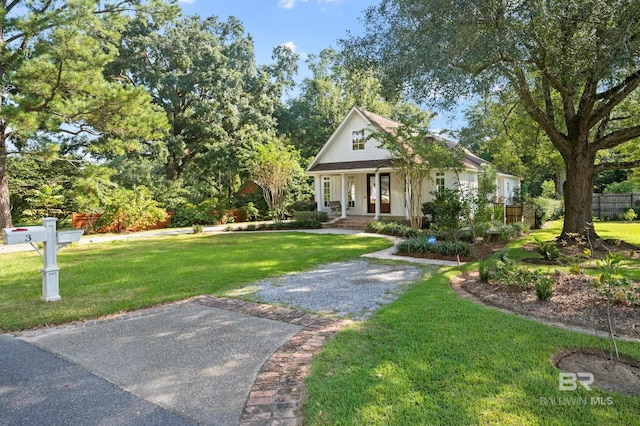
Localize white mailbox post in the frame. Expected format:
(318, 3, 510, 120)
(2, 218, 83, 302)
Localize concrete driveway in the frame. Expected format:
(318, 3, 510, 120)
(1, 300, 303, 426)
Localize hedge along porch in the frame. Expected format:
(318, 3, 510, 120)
(306, 107, 521, 220)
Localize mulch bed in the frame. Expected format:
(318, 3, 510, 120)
(461, 272, 640, 340)
(399, 233, 640, 339)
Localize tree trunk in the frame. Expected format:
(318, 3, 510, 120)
(0, 132, 13, 229)
(554, 167, 566, 198)
(561, 150, 597, 242)
(165, 160, 180, 181)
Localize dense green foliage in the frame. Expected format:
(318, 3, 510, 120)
(396, 237, 472, 258)
(367, 220, 418, 238)
(0, 0, 175, 228)
(95, 186, 167, 231)
(244, 138, 303, 221)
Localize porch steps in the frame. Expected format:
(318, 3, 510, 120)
(323, 216, 374, 231)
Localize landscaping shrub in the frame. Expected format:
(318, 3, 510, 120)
(435, 240, 472, 257)
(368, 220, 419, 238)
(397, 236, 472, 258)
(509, 221, 529, 236)
(238, 219, 323, 231)
(423, 188, 464, 235)
(96, 186, 167, 232)
(624, 208, 638, 222)
(240, 202, 260, 222)
(396, 236, 430, 253)
(471, 221, 492, 241)
(531, 197, 564, 227)
(491, 222, 528, 242)
(534, 272, 554, 301)
(495, 247, 510, 263)
(495, 262, 533, 290)
(478, 260, 492, 282)
(293, 210, 328, 224)
(495, 224, 515, 241)
(534, 237, 560, 261)
(171, 199, 220, 227)
(593, 252, 640, 305)
(289, 199, 317, 212)
(509, 267, 535, 289)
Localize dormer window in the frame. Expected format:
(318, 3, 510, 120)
(352, 129, 365, 150)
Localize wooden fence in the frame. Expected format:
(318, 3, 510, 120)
(592, 192, 640, 219)
(505, 205, 523, 224)
(72, 212, 174, 233)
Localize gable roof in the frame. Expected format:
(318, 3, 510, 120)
(307, 107, 517, 177)
(357, 107, 402, 133)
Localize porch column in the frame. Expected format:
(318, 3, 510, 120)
(314, 176, 322, 212)
(374, 171, 381, 220)
(340, 174, 347, 218)
(405, 175, 411, 220)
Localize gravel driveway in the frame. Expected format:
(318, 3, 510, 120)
(235, 260, 424, 321)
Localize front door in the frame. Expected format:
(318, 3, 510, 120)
(367, 173, 391, 214)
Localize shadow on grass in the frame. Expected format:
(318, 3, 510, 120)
(304, 267, 640, 425)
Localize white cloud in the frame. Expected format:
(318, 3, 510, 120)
(278, 0, 309, 10)
(281, 41, 308, 59)
(178, 0, 196, 4)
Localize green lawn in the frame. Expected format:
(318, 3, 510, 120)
(507, 220, 639, 245)
(505, 221, 640, 282)
(0, 232, 392, 331)
(304, 223, 640, 425)
(594, 221, 640, 246)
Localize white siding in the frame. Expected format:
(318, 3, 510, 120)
(502, 176, 520, 204)
(320, 114, 390, 163)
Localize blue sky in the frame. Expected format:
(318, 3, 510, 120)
(177, 0, 465, 132)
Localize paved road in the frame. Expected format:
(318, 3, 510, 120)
(0, 334, 195, 426)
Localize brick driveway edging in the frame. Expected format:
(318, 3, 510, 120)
(193, 295, 351, 426)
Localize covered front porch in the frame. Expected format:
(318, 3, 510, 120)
(310, 166, 410, 220)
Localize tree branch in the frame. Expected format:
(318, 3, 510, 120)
(576, 77, 598, 135)
(592, 124, 640, 153)
(595, 158, 640, 175)
(589, 70, 640, 130)
(509, 65, 571, 157)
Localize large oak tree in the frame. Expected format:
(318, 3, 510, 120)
(0, 0, 173, 228)
(343, 0, 640, 240)
(109, 15, 298, 201)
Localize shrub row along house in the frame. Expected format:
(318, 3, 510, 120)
(306, 107, 521, 220)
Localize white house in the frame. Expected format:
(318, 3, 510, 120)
(306, 107, 521, 219)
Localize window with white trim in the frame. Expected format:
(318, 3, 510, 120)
(323, 177, 331, 207)
(347, 176, 356, 208)
(352, 129, 365, 150)
(435, 172, 445, 192)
